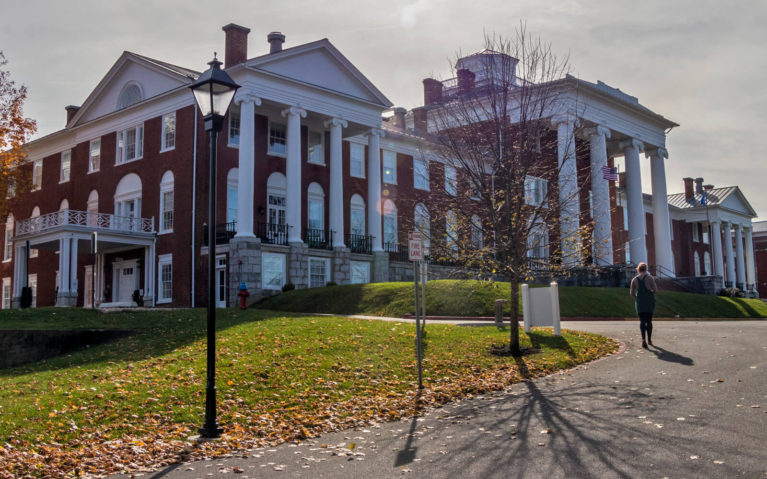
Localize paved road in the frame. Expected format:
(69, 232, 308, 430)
(115, 321, 767, 479)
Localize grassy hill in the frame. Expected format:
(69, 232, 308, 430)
(256, 280, 767, 318)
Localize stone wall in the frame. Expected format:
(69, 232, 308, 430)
(228, 237, 262, 305)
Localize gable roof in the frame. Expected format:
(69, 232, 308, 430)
(667, 186, 757, 217)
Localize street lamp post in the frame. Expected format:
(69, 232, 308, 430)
(189, 54, 239, 439)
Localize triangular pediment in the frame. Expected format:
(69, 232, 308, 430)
(70, 52, 197, 127)
(247, 40, 391, 107)
(720, 187, 757, 217)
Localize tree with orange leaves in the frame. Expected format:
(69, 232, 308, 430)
(0, 51, 37, 218)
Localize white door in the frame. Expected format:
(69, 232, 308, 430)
(215, 256, 226, 308)
(114, 260, 138, 302)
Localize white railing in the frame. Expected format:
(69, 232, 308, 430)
(16, 209, 154, 236)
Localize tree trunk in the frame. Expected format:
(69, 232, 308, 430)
(509, 277, 521, 356)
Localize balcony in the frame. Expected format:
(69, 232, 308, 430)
(385, 242, 409, 262)
(202, 221, 237, 246)
(305, 228, 333, 250)
(346, 233, 373, 254)
(16, 209, 154, 237)
(256, 221, 289, 246)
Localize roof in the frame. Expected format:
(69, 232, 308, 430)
(752, 220, 767, 233)
(666, 185, 757, 218)
(129, 52, 200, 80)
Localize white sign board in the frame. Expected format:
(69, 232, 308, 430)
(409, 239, 423, 261)
(408, 231, 422, 241)
(521, 282, 561, 336)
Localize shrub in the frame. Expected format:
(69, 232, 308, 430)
(717, 287, 744, 298)
(326, 281, 337, 287)
(282, 282, 295, 292)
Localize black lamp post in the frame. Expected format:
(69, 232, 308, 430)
(189, 54, 239, 439)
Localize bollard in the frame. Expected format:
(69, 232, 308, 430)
(494, 299, 508, 326)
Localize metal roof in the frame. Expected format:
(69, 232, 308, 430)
(666, 186, 738, 209)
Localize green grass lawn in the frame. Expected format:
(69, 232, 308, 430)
(256, 280, 767, 318)
(0, 307, 615, 477)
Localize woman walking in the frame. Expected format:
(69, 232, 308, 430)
(630, 262, 657, 348)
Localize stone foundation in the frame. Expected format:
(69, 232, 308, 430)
(288, 242, 309, 289)
(332, 247, 351, 284)
(228, 237, 262, 305)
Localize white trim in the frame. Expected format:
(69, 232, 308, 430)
(261, 251, 286, 291)
(382, 149, 397, 185)
(160, 111, 176, 152)
(227, 107, 240, 148)
(31, 159, 43, 191)
(307, 256, 330, 288)
(350, 143, 365, 178)
(88, 138, 101, 173)
(115, 124, 144, 165)
(157, 253, 172, 304)
(267, 119, 287, 157)
(307, 129, 325, 165)
(159, 170, 174, 234)
(1, 277, 10, 309)
(413, 157, 429, 191)
(59, 150, 71, 184)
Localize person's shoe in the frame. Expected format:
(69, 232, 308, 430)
(647, 338, 653, 346)
(642, 341, 648, 349)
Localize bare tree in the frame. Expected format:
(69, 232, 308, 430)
(422, 26, 589, 356)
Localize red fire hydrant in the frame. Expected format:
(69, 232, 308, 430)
(237, 282, 250, 309)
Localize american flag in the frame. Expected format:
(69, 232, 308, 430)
(602, 165, 619, 181)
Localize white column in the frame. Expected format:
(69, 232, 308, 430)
(647, 148, 674, 276)
(12, 245, 26, 297)
(70, 237, 78, 297)
(552, 114, 581, 267)
(58, 237, 70, 293)
(282, 106, 307, 244)
(325, 118, 348, 248)
(620, 139, 646, 264)
(367, 128, 385, 252)
(711, 220, 725, 288)
(724, 221, 735, 287)
(735, 224, 746, 289)
(234, 92, 261, 238)
(586, 125, 612, 265)
(745, 226, 756, 293)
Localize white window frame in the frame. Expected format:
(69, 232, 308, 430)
(28, 273, 37, 308)
(350, 194, 366, 236)
(268, 121, 287, 157)
(115, 124, 144, 165)
(308, 257, 330, 288)
(694, 251, 701, 276)
(692, 223, 699, 242)
(622, 207, 629, 231)
(383, 200, 398, 247)
(350, 261, 371, 284)
(161, 112, 176, 152)
(444, 165, 457, 196)
(59, 150, 71, 183)
(32, 159, 42, 191)
(350, 143, 365, 178)
(2, 278, 10, 309)
(157, 254, 173, 304)
(413, 158, 429, 190)
(227, 168, 238, 225)
(29, 207, 40, 257)
(307, 183, 325, 231)
(524, 175, 547, 207)
(308, 130, 325, 165)
(383, 150, 397, 184)
(159, 172, 174, 234)
(89, 139, 101, 173)
(3, 216, 13, 262)
(228, 109, 240, 147)
(262, 252, 286, 291)
(471, 215, 483, 250)
(625, 241, 631, 264)
(704, 251, 712, 275)
(702, 224, 710, 244)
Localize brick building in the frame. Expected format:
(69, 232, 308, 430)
(0, 24, 759, 309)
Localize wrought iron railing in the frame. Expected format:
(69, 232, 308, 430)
(202, 221, 237, 246)
(16, 209, 154, 236)
(385, 242, 409, 262)
(305, 228, 333, 250)
(256, 221, 289, 246)
(346, 233, 373, 254)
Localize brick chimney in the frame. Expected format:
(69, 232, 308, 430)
(704, 184, 714, 191)
(65, 105, 80, 124)
(267, 32, 286, 54)
(412, 107, 428, 132)
(222, 24, 250, 68)
(683, 177, 694, 200)
(694, 177, 704, 195)
(457, 68, 476, 94)
(391, 107, 407, 130)
(423, 78, 443, 105)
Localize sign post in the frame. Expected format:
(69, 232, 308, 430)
(409, 231, 424, 389)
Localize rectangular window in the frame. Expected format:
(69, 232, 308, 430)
(1, 278, 10, 309)
(3, 225, 12, 262)
(308, 131, 324, 165)
(28, 274, 37, 308)
(89, 139, 101, 173)
(524, 176, 547, 206)
(622, 207, 628, 231)
(414, 158, 429, 190)
(157, 254, 173, 304)
(116, 124, 144, 164)
(692, 223, 699, 242)
(308, 257, 330, 288)
(161, 112, 176, 151)
(59, 150, 71, 183)
(160, 189, 174, 233)
(625, 241, 631, 264)
(444, 165, 457, 196)
(350, 143, 365, 178)
(262, 252, 286, 290)
(383, 150, 397, 184)
(350, 261, 371, 284)
(702, 224, 710, 244)
(32, 160, 42, 190)
(268, 122, 287, 156)
(228, 110, 240, 146)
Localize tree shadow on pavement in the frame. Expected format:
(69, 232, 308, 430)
(648, 345, 694, 366)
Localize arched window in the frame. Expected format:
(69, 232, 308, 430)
(114, 173, 142, 230)
(226, 168, 238, 225)
(383, 199, 398, 249)
(267, 172, 287, 240)
(694, 251, 701, 276)
(445, 210, 458, 251)
(117, 82, 143, 109)
(527, 222, 549, 259)
(160, 171, 174, 233)
(3, 214, 14, 261)
(414, 203, 430, 253)
(704, 251, 712, 276)
(471, 214, 483, 250)
(86, 190, 99, 227)
(59, 199, 69, 211)
(350, 194, 366, 236)
(307, 182, 325, 231)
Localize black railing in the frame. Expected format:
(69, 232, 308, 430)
(202, 221, 237, 246)
(305, 228, 333, 250)
(256, 221, 289, 246)
(385, 242, 410, 262)
(346, 233, 373, 254)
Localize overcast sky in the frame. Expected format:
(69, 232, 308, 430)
(2, 0, 766, 217)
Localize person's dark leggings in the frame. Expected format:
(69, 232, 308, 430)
(638, 313, 653, 342)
